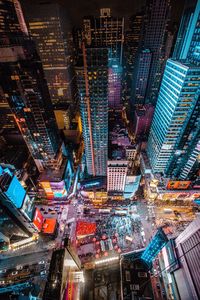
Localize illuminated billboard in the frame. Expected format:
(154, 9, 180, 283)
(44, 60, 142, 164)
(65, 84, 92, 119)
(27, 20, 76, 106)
(33, 208, 44, 231)
(167, 181, 191, 190)
(40, 180, 67, 199)
(5, 176, 26, 208)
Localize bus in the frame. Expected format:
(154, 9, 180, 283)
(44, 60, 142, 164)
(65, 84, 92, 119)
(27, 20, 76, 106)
(98, 209, 111, 214)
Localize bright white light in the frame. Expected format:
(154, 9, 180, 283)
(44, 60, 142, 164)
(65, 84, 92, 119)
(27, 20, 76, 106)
(95, 256, 119, 265)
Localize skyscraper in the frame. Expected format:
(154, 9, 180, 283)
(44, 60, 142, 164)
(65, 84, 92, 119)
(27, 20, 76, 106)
(108, 60, 122, 109)
(83, 8, 124, 63)
(24, 1, 76, 106)
(122, 12, 144, 105)
(0, 0, 61, 172)
(147, 59, 200, 174)
(173, 0, 200, 61)
(147, 0, 200, 177)
(132, 49, 152, 106)
(133, 0, 171, 106)
(76, 45, 109, 176)
(173, 217, 200, 300)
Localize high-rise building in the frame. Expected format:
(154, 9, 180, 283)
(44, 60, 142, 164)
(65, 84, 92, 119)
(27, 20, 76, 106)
(108, 60, 122, 109)
(133, 0, 171, 106)
(173, 0, 200, 61)
(76, 45, 109, 176)
(132, 49, 152, 106)
(147, 59, 200, 174)
(165, 91, 200, 180)
(83, 8, 124, 63)
(24, 1, 77, 106)
(0, 0, 61, 172)
(107, 160, 128, 193)
(147, 0, 200, 177)
(172, 217, 200, 300)
(122, 12, 144, 105)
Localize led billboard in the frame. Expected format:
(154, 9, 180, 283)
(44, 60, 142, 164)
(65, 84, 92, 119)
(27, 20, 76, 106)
(5, 176, 26, 208)
(33, 208, 44, 231)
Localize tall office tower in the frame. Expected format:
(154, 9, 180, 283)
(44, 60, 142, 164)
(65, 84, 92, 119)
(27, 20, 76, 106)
(147, 59, 200, 174)
(173, 0, 199, 61)
(0, 165, 36, 235)
(76, 45, 109, 176)
(187, 0, 200, 65)
(165, 92, 200, 180)
(83, 9, 124, 63)
(24, 1, 76, 106)
(122, 13, 144, 105)
(132, 49, 152, 106)
(108, 60, 122, 109)
(142, 0, 171, 105)
(107, 160, 128, 193)
(173, 217, 200, 300)
(0, 0, 61, 172)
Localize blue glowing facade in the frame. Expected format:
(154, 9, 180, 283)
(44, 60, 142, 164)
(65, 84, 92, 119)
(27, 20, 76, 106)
(141, 228, 168, 266)
(173, 0, 200, 62)
(0, 165, 36, 234)
(147, 59, 200, 174)
(76, 46, 109, 176)
(0, 165, 25, 209)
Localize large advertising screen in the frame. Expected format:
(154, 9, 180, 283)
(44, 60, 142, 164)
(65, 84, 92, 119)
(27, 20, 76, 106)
(33, 208, 44, 231)
(167, 180, 191, 190)
(5, 176, 26, 208)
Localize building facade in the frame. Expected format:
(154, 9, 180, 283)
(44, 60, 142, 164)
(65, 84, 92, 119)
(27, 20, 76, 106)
(76, 46, 109, 176)
(24, 2, 76, 106)
(107, 160, 128, 193)
(0, 0, 61, 172)
(147, 59, 200, 174)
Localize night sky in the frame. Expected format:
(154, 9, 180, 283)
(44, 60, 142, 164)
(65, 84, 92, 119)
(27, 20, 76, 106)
(22, 0, 185, 29)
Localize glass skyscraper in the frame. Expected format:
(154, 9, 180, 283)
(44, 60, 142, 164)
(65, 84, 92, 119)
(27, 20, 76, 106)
(24, 2, 76, 106)
(76, 46, 109, 176)
(0, 0, 61, 172)
(147, 59, 200, 174)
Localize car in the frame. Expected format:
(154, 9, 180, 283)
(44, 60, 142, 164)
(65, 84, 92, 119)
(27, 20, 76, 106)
(0, 281, 5, 285)
(40, 270, 46, 275)
(0, 269, 6, 274)
(16, 265, 23, 270)
(39, 260, 45, 264)
(11, 271, 18, 275)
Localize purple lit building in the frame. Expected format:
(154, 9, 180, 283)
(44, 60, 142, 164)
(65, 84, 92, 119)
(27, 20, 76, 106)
(133, 104, 154, 141)
(108, 62, 122, 109)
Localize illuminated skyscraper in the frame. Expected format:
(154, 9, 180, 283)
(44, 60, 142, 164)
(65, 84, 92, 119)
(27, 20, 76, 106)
(132, 49, 152, 106)
(148, 0, 200, 178)
(123, 12, 144, 105)
(24, 1, 76, 106)
(133, 0, 171, 106)
(108, 60, 122, 109)
(0, 0, 61, 172)
(173, 0, 200, 61)
(76, 45, 109, 176)
(147, 59, 200, 174)
(83, 8, 124, 63)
